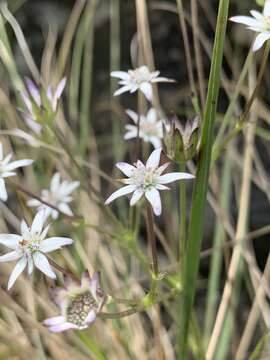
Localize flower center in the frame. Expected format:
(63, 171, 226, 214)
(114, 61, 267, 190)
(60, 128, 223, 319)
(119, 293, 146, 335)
(66, 291, 98, 328)
(131, 167, 157, 189)
(140, 121, 161, 137)
(19, 235, 40, 253)
(129, 68, 151, 85)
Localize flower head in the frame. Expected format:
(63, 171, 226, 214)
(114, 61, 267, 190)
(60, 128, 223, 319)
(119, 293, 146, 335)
(165, 116, 200, 163)
(27, 172, 80, 219)
(124, 108, 170, 149)
(105, 148, 194, 216)
(0, 210, 73, 289)
(230, 0, 270, 52)
(111, 65, 174, 101)
(20, 77, 66, 134)
(44, 272, 107, 332)
(0, 142, 33, 201)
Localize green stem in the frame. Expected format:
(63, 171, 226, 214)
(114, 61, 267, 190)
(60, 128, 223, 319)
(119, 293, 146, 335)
(146, 202, 158, 277)
(178, 0, 229, 357)
(179, 162, 187, 270)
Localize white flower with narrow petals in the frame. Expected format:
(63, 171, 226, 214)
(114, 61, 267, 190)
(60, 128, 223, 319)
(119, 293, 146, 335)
(111, 65, 174, 101)
(230, 0, 270, 52)
(0, 210, 73, 289)
(124, 108, 170, 149)
(20, 77, 66, 134)
(44, 272, 107, 332)
(105, 148, 194, 216)
(0, 142, 33, 201)
(27, 172, 80, 220)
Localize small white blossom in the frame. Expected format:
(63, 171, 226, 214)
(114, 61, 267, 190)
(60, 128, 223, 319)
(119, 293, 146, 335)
(0, 142, 33, 201)
(230, 0, 270, 52)
(44, 272, 106, 332)
(105, 148, 194, 216)
(27, 172, 80, 220)
(20, 77, 66, 134)
(0, 210, 73, 290)
(111, 65, 174, 101)
(124, 108, 170, 149)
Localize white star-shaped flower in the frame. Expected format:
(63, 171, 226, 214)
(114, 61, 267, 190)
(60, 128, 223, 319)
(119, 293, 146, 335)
(44, 272, 107, 332)
(230, 0, 270, 52)
(111, 65, 174, 101)
(20, 77, 66, 134)
(27, 172, 80, 219)
(105, 148, 194, 216)
(0, 142, 33, 201)
(124, 108, 170, 149)
(0, 210, 73, 289)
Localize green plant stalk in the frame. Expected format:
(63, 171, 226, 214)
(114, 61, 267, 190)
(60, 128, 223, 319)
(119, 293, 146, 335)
(79, 0, 96, 155)
(204, 149, 232, 342)
(178, 0, 230, 357)
(179, 162, 187, 271)
(110, 0, 122, 160)
(69, 1, 94, 125)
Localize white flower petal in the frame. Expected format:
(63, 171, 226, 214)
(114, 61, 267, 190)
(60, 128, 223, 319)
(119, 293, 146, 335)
(264, 0, 270, 17)
(157, 172, 195, 184)
(229, 16, 262, 29)
(21, 220, 29, 234)
(149, 136, 162, 149)
(146, 148, 162, 169)
(31, 210, 47, 235)
(156, 184, 170, 190)
(252, 32, 270, 52)
(250, 10, 263, 20)
(105, 185, 136, 205)
(43, 316, 65, 326)
(49, 322, 77, 332)
(25, 78, 41, 106)
(0, 234, 20, 249)
(0, 251, 21, 262)
(0, 178, 8, 201)
(89, 272, 100, 297)
(85, 310, 96, 324)
(1, 172, 16, 178)
(33, 252, 56, 279)
(130, 189, 144, 206)
(27, 198, 41, 207)
(55, 77, 67, 98)
(4, 159, 33, 171)
(114, 85, 132, 96)
(116, 162, 136, 177)
(147, 108, 157, 123)
(152, 76, 175, 83)
(40, 237, 73, 253)
(145, 188, 162, 216)
(139, 82, 153, 101)
(0, 143, 3, 160)
(60, 181, 80, 195)
(126, 109, 138, 123)
(7, 256, 27, 290)
(58, 203, 73, 216)
(23, 115, 42, 134)
(50, 172, 61, 192)
(110, 71, 130, 80)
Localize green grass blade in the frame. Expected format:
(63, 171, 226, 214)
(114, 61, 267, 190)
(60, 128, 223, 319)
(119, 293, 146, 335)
(178, 0, 230, 357)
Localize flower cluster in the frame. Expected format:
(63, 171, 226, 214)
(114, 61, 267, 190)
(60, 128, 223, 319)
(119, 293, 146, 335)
(105, 148, 194, 216)
(19, 77, 66, 134)
(230, 0, 270, 52)
(0, 142, 33, 201)
(27, 172, 80, 219)
(44, 272, 106, 332)
(0, 210, 73, 289)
